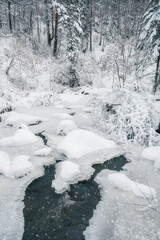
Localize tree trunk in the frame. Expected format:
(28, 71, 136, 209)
(90, 0, 92, 52)
(29, 5, 33, 35)
(53, 10, 58, 57)
(51, 6, 54, 39)
(36, 0, 40, 43)
(153, 52, 160, 93)
(45, 0, 52, 46)
(8, 0, 12, 33)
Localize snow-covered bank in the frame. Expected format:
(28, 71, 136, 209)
(84, 162, 160, 240)
(90, 90, 160, 146)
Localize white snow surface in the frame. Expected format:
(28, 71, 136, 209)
(141, 146, 160, 169)
(52, 160, 81, 193)
(9, 155, 34, 178)
(141, 146, 160, 161)
(84, 164, 160, 240)
(0, 151, 10, 176)
(53, 113, 73, 120)
(56, 119, 78, 135)
(57, 129, 118, 159)
(0, 152, 34, 178)
(34, 147, 52, 156)
(108, 173, 156, 199)
(0, 125, 38, 147)
(3, 111, 48, 127)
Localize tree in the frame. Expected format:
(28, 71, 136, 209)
(138, 0, 160, 93)
(8, 0, 12, 33)
(65, 0, 82, 87)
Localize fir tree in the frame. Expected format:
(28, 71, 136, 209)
(138, 0, 160, 93)
(65, 0, 82, 87)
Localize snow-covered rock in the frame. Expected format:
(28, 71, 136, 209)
(0, 125, 38, 147)
(57, 129, 117, 159)
(132, 182, 156, 199)
(108, 173, 156, 199)
(52, 160, 81, 193)
(53, 113, 73, 120)
(56, 120, 78, 135)
(141, 146, 160, 162)
(34, 147, 52, 156)
(0, 151, 10, 176)
(108, 173, 133, 191)
(141, 146, 160, 169)
(0, 152, 34, 178)
(10, 155, 34, 178)
(3, 111, 48, 127)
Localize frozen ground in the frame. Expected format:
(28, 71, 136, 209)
(0, 90, 160, 240)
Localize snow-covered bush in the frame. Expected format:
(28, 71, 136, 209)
(90, 90, 160, 146)
(26, 91, 61, 106)
(0, 90, 60, 112)
(0, 91, 14, 114)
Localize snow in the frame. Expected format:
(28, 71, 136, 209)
(108, 173, 133, 191)
(108, 173, 156, 199)
(0, 125, 38, 147)
(141, 146, 160, 169)
(2, 111, 48, 127)
(52, 160, 81, 193)
(141, 146, 160, 161)
(34, 147, 52, 157)
(52, 112, 73, 120)
(132, 182, 156, 199)
(56, 119, 78, 135)
(84, 163, 159, 240)
(57, 129, 118, 159)
(59, 93, 83, 103)
(0, 152, 34, 178)
(91, 90, 160, 146)
(10, 155, 34, 178)
(0, 151, 10, 176)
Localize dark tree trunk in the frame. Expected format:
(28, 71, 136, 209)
(36, 0, 40, 43)
(51, 6, 54, 39)
(29, 6, 33, 35)
(8, 0, 12, 33)
(53, 11, 58, 56)
(153, 51, 160, 93)
(45, 0, 52, 46)
(90, 0, 92, 52)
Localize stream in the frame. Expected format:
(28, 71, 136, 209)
(23, 155, 128, 240)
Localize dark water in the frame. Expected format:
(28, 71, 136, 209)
(23, 155, 128, 240)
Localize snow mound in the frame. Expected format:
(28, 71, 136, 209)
(141, 146, 160, 161)
(3, 111, 48, 127)
(53, 113, 73, 120)
(57, 129, 117, 159)
(0, 125, 38, 147)
(108, 173, 133, 191)
(0, 151, 10, 176)
(0, 152, 34, 178)
(34, 147, 52, 156)
(52, 160, 81, 193)
(141, 146, 160, 169)
(108, 173, 156, 199)
(56, 120, 78, 135)
(10, 155, 34, 178)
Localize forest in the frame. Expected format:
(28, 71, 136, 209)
(0, 0, 160, 240)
